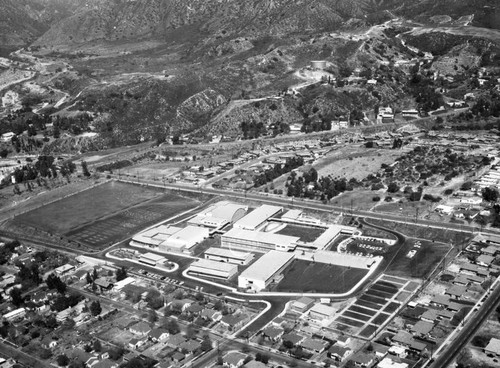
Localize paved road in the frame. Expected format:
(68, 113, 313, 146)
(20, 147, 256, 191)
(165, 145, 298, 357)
(116, 176, 492, 236)
(429, 282, 500, 368)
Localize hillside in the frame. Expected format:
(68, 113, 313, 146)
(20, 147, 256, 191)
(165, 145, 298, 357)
(0, 0, 498, 152)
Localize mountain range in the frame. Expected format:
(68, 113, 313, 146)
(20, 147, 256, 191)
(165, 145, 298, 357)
(0, 0, 499, 150)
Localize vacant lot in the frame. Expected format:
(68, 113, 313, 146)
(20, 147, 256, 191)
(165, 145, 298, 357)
(12, 181, 162, 233)
(275, 259, 368, 293)
(314, 147, 402, 181)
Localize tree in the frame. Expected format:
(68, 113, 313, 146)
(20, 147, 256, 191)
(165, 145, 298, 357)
(93, 340, 102, 352)
(86, 272, 93, 285)
(40, 348, 53, 359)
(146, 289, 164, 310)
(482, 187, 499, 202)
(9, 288, 23, 306)
(148, 309, 158, 324)
(46, 273, 67, 294)
(56, 354, 69, 366)
(81, 161, 91, 177)
(201, 335, 212, 351)
(164, 318, 180, 334)
(115, 267, 127, 281)
(387, 182, 400, 193)
(89, 301, 102, 316)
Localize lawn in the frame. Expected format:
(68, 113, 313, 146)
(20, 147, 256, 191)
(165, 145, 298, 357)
(12, 181, 163, 233)
(276, 224, 325, 242)
(275, 259, 368, 293)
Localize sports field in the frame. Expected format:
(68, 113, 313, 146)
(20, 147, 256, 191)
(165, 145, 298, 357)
(13, 181, 163, 233)
(275, 259, 368, 293)
(12, 181, 202, 248)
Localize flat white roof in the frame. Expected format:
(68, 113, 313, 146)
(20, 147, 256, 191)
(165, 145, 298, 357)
(140, 252, 166, 262)
(234, 205, 282, 229)
(190, 258, 238, 273)
(224, 228, 299, 247)
(205, 247, 252, 260)
(168, 226, 209, 243)
(239, 250, 294, 282)
(309, 303, 337, 317)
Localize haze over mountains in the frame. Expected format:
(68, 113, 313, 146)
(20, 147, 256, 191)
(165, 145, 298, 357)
(1, 0, 498, 49)
(0, 0, 499, 150)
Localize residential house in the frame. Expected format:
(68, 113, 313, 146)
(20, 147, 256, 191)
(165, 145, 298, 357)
(282, 333, 305, 346)
(459, 263, 489, 277)
(336, 335, 351, 347)
(129, 321, 152, 336)
(391, 331, 426, 353)
(243, 361, 267, 368)
(377, 357, 409, 368)
(328, 345, 351, 361)
(430, 295, 451, 308)
(477, 254, 495, 267)
(171, 352, 185, 363)
(445, 285, 467, 300)
(149, 328, 169, 342)
(165, 333, 186, 349)
(437, 309, 455, 320)
(179, 340, 201, 354)
(220, 314, 248, 331)
(481, 245, 499, 256)
(301, 338, 328, 354)
(201, 308, 222, 322)
(128, 336, 148, 350)
(420, 309, 438, 323)
(185, 303, 203, 316)
(223, 352, 247, 368)
(350, 352, 375, 367)
(262, 326, 284, 342)
(169, 299, 193, 313)
(410, 321, 434, 337)
(388, 345, 407, 358)
(372, 343, 389, 359)
(92, 360, 119, 368)
(484, 338, 500, 357)
(40, 336, 58, 349)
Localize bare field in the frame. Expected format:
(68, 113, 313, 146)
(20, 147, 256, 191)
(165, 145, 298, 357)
(314, 147, 402, 180)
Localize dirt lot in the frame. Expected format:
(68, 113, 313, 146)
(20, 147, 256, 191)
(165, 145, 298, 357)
(314, 146, 402, 180)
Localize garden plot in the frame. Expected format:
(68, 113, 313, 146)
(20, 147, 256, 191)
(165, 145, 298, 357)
(330, 274, 411, 339)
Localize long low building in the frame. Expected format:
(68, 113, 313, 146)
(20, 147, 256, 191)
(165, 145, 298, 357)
(233, 205, 283, 231)
(204, 247, 254, 265)
(222, 228, 299, 253)
(238, 250, 294, 291)
(131, 225, 209, 254)
(187, 258, 238, 280)
(139, 252, 167, 266)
